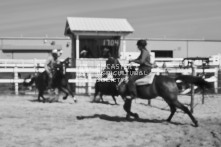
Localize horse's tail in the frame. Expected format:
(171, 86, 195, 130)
(175, 75, 212, 89)
(23, 75, 36, 87)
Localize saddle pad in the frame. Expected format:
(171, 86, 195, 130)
(135, 73, 155, 86)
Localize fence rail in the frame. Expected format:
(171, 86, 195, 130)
(0, 66, 218, 95)
(1, 57, 220, 68)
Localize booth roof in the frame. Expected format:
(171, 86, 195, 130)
(65, 17, 134, 35)
(1, 45, 62, 51)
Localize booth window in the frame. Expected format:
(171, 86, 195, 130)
(79, 36, 120, 58)
(151, 50, 173, 58)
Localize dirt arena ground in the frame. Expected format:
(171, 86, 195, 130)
(0, 93, 220, 147)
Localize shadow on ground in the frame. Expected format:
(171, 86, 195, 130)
(76, 114, 188, 126)
(90, 100, 118, 106)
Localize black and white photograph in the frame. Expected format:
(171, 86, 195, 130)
(0, 0, 221, 146)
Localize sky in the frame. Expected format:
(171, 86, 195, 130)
(1, 0, 221, 39)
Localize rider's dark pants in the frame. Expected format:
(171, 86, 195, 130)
(128, 66, 151, 99)
(47, 71, 53, 89)
(48, 77, 53, 89)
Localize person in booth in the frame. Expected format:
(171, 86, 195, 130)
(128, 39, 152, 99)
(80, 46, 93, 58)
(45, 49, 62, 91)
(102, 47, 112, 58)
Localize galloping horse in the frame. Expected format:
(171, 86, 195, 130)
(24, 57, 76, 102)
(106, 57, 211, 127)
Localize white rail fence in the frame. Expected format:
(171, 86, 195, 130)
(1, 56, 220, 68)
(0, 59, 46, 68)
(0, 66, 218, 95)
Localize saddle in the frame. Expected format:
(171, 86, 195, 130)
(135, 73, 155, 86)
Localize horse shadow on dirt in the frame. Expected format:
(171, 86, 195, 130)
(138, 102, 189, 114)
(29, 99, 60, 103)
(28, 96, 61, 103)
(76, 114, 188, 126)
(90, 100, 118, 106)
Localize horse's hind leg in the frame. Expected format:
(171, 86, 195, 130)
(123, 99, 139, 119)
(166, 104, 176, 122)
(173, 100, 198, 127)
(112, 95, 117, 105)
(93, 86, 99, 102)
(100, 93, 104, 102)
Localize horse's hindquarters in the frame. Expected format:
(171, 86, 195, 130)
(136, 85, 157, 99)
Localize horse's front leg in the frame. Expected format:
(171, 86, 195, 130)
(39, 90, 46, 103)
(59, 87, 69, 100)
(123, 98, 139, 119)
(66, 86, 77, 103)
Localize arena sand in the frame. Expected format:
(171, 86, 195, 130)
(0, 94, 220, 147)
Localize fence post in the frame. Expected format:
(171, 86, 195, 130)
(214, 68, 218, 94)
(34, 58, 37, 67)
(4, 60, 7, 68)
(14, 65, 19, 95)
(190, 62, 196, 113)
(87, 73, 92, 95)
(202, 63, 205, 104)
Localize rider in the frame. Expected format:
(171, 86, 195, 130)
(128, 39, 152, 99)
(45, 49, 62, 90)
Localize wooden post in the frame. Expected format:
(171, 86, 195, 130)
(76, 35, 79, 59)
(34, 58, 37, 68)
(202, 63, 205, 104)
(214, 68, 218, 94)
(85, 72, 88, 94)
(122, 36, 126, 59)
(190, 62, 196, 113)
(14, 65, 19, 95)
(87, 73, 92, 95)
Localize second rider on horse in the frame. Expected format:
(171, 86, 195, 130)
(128, 39, 152, 99)
(45, 49, 62, 92)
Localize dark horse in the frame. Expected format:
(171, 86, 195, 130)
(24, 57, 76, 102)
(93, 57, 126, 104)
(94, 78, 119, 104)
(106, 57, 211, 127)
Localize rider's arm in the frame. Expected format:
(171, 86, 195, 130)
(131, 50, 149, 64)
(44, 58, 51, 73)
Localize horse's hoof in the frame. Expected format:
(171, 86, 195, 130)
(194, 121, 199, 127)
(134, 113, 139, 119)
(126, 114, 130, 120)
(73, 97, 77, 103)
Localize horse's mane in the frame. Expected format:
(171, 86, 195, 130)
(105, 57, 126, 79)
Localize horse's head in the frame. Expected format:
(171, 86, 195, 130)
(105, 57, 126, 80)
(62, 57, 71, 68)
(54, 57, 71, 75)
(126, 65, 137, 77)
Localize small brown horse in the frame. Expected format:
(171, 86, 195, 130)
(106, 58, 211, 127)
